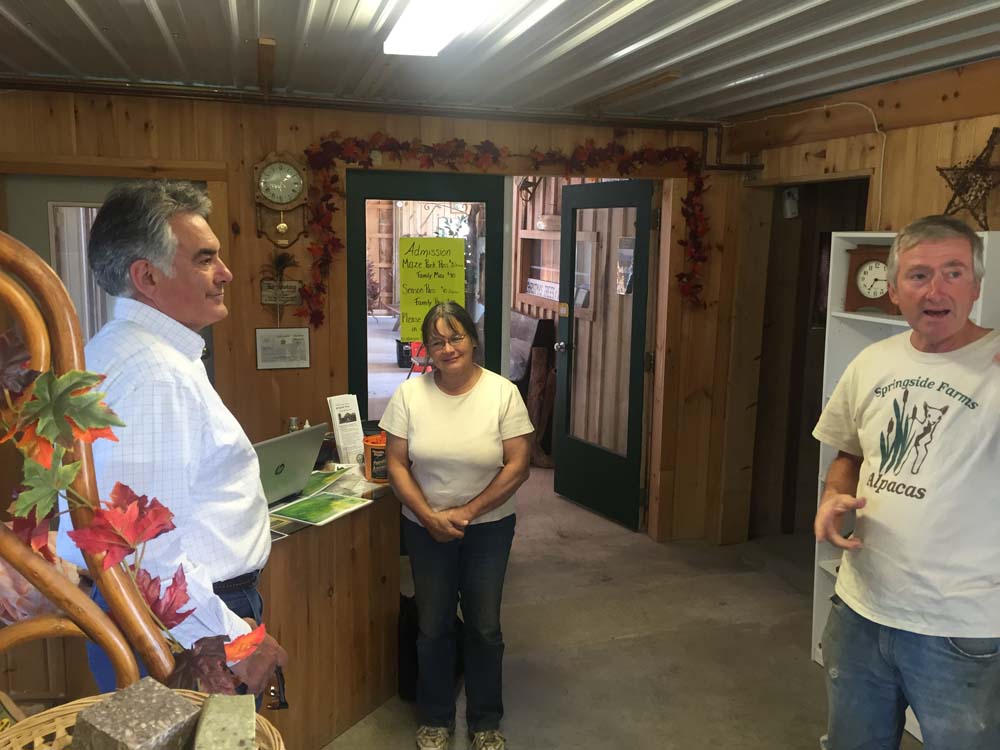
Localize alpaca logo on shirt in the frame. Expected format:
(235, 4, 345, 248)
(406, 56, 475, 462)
(877, 389, 949, 477)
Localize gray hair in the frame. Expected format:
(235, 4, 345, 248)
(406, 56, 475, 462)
(88, 180, 212, 297)
(887, 214, 984, 287)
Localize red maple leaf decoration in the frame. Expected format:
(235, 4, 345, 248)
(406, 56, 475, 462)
(224, 623, 267, 663)
(133, 564, 194, 629)
(68, 483, 175, 569)
(9, 505, 55, 562)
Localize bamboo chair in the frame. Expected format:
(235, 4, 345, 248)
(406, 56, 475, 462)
(0, 230, 174, 690)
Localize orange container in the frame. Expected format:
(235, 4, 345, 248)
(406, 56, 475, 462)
(363, 431, 388, 483)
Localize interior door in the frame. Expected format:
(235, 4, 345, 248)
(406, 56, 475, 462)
(553, 180, 653, 530)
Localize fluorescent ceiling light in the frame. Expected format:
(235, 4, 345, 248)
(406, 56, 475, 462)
(383, 0, 480, 56)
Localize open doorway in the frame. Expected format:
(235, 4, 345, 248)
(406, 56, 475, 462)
(363, 198, 486, 420)
(749, 178, 870, 538)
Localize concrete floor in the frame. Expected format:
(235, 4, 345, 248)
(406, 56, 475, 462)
(324, 468, 923, 750)
(367, 315, 411, 420)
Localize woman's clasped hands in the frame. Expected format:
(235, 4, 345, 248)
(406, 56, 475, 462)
(422, 506, 472, 542)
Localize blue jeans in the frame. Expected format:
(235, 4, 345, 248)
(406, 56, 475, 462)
(402, 514, 516, 733)
(86, 583, 263, 695)
(821, 594, 1000, 750)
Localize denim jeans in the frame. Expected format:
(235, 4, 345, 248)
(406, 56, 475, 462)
(86, 582, 263, 695)
(402, 514, 516, 733)
(821, 594, 1000, 750)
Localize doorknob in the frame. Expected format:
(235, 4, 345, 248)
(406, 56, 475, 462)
(553, 341, 567, 352)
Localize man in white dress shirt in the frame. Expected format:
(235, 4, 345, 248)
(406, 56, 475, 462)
(56, 180, 286, 694)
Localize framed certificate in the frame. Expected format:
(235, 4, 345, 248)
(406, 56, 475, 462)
(255, 327, 310, 370)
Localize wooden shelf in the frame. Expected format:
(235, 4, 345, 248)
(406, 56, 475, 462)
(519, 229, 560, 240)
(830, 310, 909, 327)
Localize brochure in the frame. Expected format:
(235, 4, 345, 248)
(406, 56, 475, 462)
(270, 492, 373, 526)
(299, 465, 352, 498)
(327, 393, 365, 467)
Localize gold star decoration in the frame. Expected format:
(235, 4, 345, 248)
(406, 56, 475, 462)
(936, 127, 1000, 230)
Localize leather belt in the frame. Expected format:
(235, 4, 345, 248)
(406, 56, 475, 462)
(212, 570, 261, 594)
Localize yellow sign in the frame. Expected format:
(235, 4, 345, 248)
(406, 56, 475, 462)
(398, 237, 466, 341)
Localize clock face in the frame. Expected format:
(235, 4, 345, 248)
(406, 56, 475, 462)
(259, 161, 304, 205)
(856, 259, 889, 299)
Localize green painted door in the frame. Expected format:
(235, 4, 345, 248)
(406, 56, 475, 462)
(346, 170, 505, 419)
(553, 180, 654, 530)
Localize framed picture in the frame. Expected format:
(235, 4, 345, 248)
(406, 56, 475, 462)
(255, 327, 310, 370)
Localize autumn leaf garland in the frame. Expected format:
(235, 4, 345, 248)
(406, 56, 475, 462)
(297, 132, 711, 327)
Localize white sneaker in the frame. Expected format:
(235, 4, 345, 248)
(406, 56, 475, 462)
(415, 725, 452, 749)
(471, 730, 506, 750)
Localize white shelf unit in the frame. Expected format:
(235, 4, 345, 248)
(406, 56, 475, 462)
(812, 230, 999, 743)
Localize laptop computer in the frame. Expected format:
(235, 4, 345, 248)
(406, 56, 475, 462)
(253, 423, 329, 506)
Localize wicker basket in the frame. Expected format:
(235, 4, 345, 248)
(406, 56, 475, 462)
(0, 689, 284, 750)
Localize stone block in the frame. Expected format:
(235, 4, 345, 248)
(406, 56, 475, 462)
(73, 677, 199, 750)
(193, 694, 256, 749)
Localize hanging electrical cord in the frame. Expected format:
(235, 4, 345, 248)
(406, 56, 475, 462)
(722, 101, 888, 229)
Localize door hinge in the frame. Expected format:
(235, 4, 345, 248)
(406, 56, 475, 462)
(643, 351, 655, 372)
(652, 207, 661, 230)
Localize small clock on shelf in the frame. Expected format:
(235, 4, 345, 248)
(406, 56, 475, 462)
(253, 152, 308, 247)
(844, 245, 899, 315)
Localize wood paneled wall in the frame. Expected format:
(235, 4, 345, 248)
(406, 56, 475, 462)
(0, 88, 773, 544)
(755, 113, 1000, 232)
(727, 61, 1000, 541)
(0, 90, 692, 446)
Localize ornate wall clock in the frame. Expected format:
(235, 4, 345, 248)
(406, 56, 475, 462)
(844, 245, 899, 315)
(253, 151, 308, 247)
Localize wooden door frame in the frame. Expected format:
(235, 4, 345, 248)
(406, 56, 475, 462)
(646, 179, 686, 541)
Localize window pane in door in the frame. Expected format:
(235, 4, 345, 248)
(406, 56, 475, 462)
(567, 206, 636, 456)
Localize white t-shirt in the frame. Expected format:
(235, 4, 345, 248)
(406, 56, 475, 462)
(813, 329, 1000, 637)
(379, 368, 534, 526)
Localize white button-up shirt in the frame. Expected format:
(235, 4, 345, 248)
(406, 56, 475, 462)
(56, 298, 270, 646)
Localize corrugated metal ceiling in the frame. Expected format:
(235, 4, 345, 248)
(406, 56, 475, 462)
(1, 0, 998, 123)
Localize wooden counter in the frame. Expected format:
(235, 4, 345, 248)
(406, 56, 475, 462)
(258, 491, 400, 749)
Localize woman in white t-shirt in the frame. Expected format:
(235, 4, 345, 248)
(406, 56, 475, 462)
(380, 302, 533, 750)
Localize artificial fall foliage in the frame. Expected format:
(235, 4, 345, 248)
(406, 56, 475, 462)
(224, 624, 267, 663)
(10, 506, 55, 563)
(68, 485, 175, 570)
(168, 635, 238, 694)
(298, 131, 712, 328)
(133, 564, 194, 629)
(0, 327, 271, 694)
